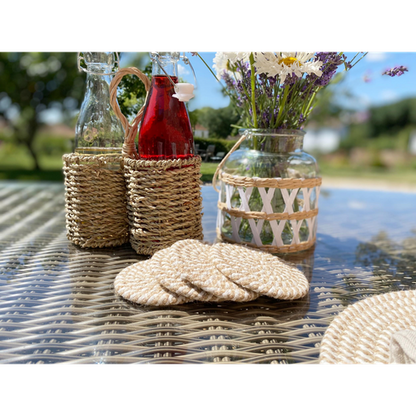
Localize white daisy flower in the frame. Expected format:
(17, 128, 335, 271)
(212, 52, 251, 79)
(254, 52, 324, 84)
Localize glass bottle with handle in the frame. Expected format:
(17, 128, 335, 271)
(138, 52, 196, 160)
(74, 52, 124, 159)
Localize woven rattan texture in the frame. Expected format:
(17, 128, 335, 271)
(63, 154, 129, 248)
(124, 157, 204, 255)
(1, 183, 416, 364)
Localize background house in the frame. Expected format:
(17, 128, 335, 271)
(194, 124, 209, 139)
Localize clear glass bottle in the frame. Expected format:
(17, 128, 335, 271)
(138, 52, 194, 160)
(219, 129, 319, 247)
(74, 52, 124, 157)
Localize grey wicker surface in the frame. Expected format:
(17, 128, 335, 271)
(0, 181, 416, 364)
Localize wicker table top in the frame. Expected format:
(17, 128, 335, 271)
(0, 181, 415, 364)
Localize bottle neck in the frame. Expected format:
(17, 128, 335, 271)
(152, 57, 178, 78)
(150, 46, 180, 77)
(85, 65, 112, 93)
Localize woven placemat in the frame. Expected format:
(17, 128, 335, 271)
(319, 290, 416, 364)
(167, 240, 259, 302)
(209, 243, 309, 300)
(114, 259, 190, 306)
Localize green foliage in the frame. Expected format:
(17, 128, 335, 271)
(190, 105, 240, 138)
(0, 52, 84, 169)
(369, 98, 416, 137)
(117, 61, 152, 121)
(340, 98, 416, 153)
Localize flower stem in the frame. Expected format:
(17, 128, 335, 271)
(249, 53, 258, 129)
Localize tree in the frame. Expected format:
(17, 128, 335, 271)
(191, 104, 240, 138)
(117, 60, 152, 121)
(0, 52, 85, 169)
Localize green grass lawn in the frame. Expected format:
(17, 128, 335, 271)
(0, 146, 64, 181)
(200, 162, 219, 183)
(1, 150, 415, 186)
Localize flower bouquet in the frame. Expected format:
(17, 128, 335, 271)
(195, 52, 366, 253)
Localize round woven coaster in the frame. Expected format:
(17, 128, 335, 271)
(114, 259, 190, 306)
(209, 243, 309, 300)
(319, 290, 416, 364)
(151, 247, 224, 302)
(167, 240, 259, 302)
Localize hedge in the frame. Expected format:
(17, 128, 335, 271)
(194, 137, 238, 154)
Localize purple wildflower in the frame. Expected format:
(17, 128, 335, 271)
(382, 66, 408, 77)
(306, 52, 348, 87)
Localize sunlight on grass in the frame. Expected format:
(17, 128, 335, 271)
(0, 149, 415, 186)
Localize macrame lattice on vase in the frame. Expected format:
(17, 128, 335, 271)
(216, 173, 322, 253)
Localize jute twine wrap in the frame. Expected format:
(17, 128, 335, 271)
(62, 153, 129, 248)
(213, 131, 322, 254)
(109, 68, 204, 256)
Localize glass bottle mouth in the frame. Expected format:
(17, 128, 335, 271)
(78, 52, 118, 76)
(149, 46, 181, 61)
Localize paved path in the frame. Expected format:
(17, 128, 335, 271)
(322, 177, 416, 193)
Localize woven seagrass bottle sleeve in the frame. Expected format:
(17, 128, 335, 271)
(62, 153, 129, 248)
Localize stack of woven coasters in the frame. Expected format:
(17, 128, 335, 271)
(114, 240, 309, 306)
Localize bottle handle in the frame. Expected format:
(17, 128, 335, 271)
(109, 67, 151, 159)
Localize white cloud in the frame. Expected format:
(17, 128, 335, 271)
(366, 52, 388, 62)
(178, 63, 190, 76)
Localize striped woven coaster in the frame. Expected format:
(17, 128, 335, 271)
(319, 290, 416, 364)
(151, 246, 224, 302)
(209, 243, 309, 300)
(167, 240, 259, 302)
(114, 259, 190, 306)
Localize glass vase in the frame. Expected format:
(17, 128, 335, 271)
(216, 129, 321, 253)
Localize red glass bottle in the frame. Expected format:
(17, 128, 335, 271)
(138, 52, 194, 160)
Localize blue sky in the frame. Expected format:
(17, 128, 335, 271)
(39, 52, 416, 125)
(122, 52, 416, 113)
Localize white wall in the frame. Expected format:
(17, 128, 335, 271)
(303, 128, 341, 154)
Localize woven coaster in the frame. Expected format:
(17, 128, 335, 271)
(151, 247, 224, 302)
(114, 259, 190, 306)
(319, 290, 416, 364)
(209, 243, 309, 300)
(166, 240, 259, 302)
